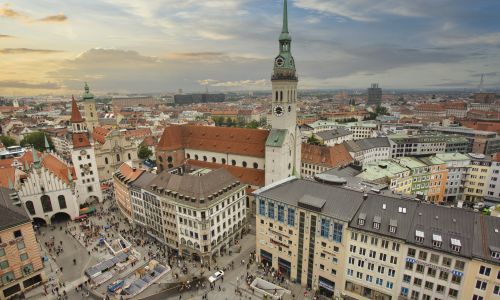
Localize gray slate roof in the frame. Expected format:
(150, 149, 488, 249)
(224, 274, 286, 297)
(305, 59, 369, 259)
(256, 179, 365, 222)
(407, 204, 475, 258)
(350, 194, 418, 240)
(473, 214, 500, 264)
(147, 168, 237, 200)
(344, 137, 390, 152)
(0, 187, 30, 231)
(131, 172, 157, 189)
(316, 128, 352, 141)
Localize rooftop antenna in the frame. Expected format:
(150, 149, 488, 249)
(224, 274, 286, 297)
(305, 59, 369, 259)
(478, 73, 484, 92)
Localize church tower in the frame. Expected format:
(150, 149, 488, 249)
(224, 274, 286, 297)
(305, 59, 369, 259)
(70, 96, 103, 204)
(265, 0, 302, 185)
(82, 83, 99, 133)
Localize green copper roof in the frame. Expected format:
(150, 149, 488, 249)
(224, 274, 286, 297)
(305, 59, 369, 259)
(266, 129, 288, 147)
(436, 152, 470, 162)
(273, 0, 296, 80)
(82, 82, 95, 101)
(280, 0, 290, 41)
(398, 157, 427, 170)
(358, 160, 409, 181)
(44, 134, 50, 150)
(32, 150, 41, 169)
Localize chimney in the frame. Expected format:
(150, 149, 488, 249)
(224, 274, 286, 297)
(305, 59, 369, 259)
(363, 193, 368, 200)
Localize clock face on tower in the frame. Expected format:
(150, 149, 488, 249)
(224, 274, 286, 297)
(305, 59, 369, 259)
(275, 57, 284, 67)
(274, 105, 284, 117)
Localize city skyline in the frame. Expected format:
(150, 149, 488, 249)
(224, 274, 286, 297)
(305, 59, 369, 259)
(1, 0, 500, 95)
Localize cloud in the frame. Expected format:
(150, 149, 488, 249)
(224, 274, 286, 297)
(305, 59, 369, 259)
(432, 32, 500, 46)
(471, 72, 497, 77)
(198, 79, 268, 88)
(0, 80, 60, 89)
(0, 34, 13, 38)
(38, 14, 68, 23)
(198, 30, 235, 41)
(167, 52, 227, 61)
(0, 48, 63, 54)
(0, 6, 22, 18)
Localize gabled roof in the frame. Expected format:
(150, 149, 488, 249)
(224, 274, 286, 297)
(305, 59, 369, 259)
(473, 214, 500, 263)
(70, 96, 84, 123)
(0, 187, 30, 231)
(123, 128, 152, 139)
(345, 137, 390, 152)
(41, 153, 76, 184)
(301, 143, 353, 168)
(92, 127, 110, 144)
(157, 125, 270, 158)
(115, 162, 144, 184)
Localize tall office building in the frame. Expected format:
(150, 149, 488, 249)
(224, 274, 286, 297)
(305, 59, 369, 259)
(367, 83, 382, 106)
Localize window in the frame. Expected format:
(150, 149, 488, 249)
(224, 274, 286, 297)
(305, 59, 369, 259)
(17, 241, 25, 250)
(439, 271, 449, 281)
(366, 275, 373, 282)
(479, 265, 491, 276)
(407, 248, 416, 257)
(403, 275, 411, 283)
(40, 195, 52, 213)
(472, 295, 484, 300)
(1, 272, 14, 284)
(388, 269, 395, 277)
(128, 153, 131, 160)
(475, 280, 487, 290)
(268, 202, 274, 219)
(401, 287, 409, 297)
(221, 158, 226, 164)
(0, 260, 8, 269)
(390, 256, 397, 264)
(116, 154, 121, 162)
(13, 230, 22, 238)
(442, 257, 452, 267)
(333, 223, 343, 243)
(376, 278, 383, 286)
(454, 260, 465, 271)
(277, 205, 284, 223)
(405, 261, 414, 271)
(287, 208, 295, 226)
(231, 160, 236, 166)
(0, 248, 4, 257)
(451, 274, 461, 284)
(321, 218, 330, 238)
(416, 264, 424, 273)
(418, 251, 427, 261)
(448, 288, 458, 298)
(25, 201, 35, 215)
(430, 254, 439, 264)
(381, 240, 389, 249)
(258, 199, 265, 216)
(386, 281, 393, 289)
(427, 267, 436, 277)
(413, 277, 422, 286)
(58, 195, 67, 209)
(415, 230, 424, 243)
(20, 253, 28, 261)
(436, 284, 445, 294)
(493, 285, 500, 296)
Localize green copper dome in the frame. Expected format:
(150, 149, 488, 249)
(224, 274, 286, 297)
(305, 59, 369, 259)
(82, 82, 95, 101)
(273, 0, 297, 81)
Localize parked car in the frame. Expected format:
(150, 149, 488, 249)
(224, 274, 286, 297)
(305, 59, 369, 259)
(208, 270, 224, 283)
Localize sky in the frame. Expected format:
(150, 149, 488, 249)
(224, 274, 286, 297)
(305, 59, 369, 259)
(1, 0, 500, 96)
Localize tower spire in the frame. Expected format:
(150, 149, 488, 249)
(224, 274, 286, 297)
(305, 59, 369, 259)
(44, 134, 51, 152)
(282, 0, 288, 34)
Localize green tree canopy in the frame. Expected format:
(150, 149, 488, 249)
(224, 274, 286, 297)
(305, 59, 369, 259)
(20, 132, 52, 152)
(138, 145, 153, 160)
(307, 134, 322, 145)
(0, 135, 17, 147)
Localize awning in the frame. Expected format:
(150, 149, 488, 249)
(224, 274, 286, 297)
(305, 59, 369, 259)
(80, 206, 96, 215)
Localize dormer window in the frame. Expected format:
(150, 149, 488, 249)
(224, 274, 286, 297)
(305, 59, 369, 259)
(358, 213, 366, 226)
(432, 234, 442, 248)
(415, 230, 424, 243)
(373, 216, 381, 230)
(450, 238, 461, 252)
(389, 219, 397, 233)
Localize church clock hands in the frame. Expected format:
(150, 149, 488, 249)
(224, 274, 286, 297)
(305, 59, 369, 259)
(274, 105, 284, 117)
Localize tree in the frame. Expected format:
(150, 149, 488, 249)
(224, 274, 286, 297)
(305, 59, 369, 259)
(375, 105, 389, 116)
(307, 134, 322, 145)
(138, 145, 153, 160)
(246, 120, 260, 129)
(0, 135, 17, 147)
(20, 132, 52, 152)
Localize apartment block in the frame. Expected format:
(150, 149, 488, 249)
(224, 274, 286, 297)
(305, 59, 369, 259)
(436, 153, 470, 202)
(0, 188, 45, 300)
(464, 154, 492, 203)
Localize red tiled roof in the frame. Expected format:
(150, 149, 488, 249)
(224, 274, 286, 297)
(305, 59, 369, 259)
(117, 162, 144, 182)
(124, 128, 152, 139)
(92, 127, 110, 144)
(157, 125, 269, 158)
(301, 143, 353, 168)
(0, 167, 15, 189)
(72, 133, 91, 149)
(41, 154, 75, 184)
(70, 96, 84, 123)
(186, 159, 265, 187)
(141, 136, 157, 147)
(416, 103, 445, 111)
(461, 120, 500, 133)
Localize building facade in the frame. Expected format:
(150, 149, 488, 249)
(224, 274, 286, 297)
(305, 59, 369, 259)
(113, 162, 145, 223)
(436, 153, 470, 202)
(0, 187, 45, 300)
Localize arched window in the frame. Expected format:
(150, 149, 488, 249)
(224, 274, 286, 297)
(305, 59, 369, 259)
(253, 162, 258, 169)
(280, 91, 283, 102)
(195, 155, 199, 160)
(212, 157, 216, 163)
(25, 201, 35, 215)
(222, 158, 226, 164)
(203, 156, 207, 162)
(167, 156, 173, 163)
(105, 157, 109, 164)
(231, 160, 236, 166)
(58, 195, 67, 209)
(77, 124, 80, 131)
(242, 161, 247, 168)
(128, 153, 131, 160)
(40, 195, 52, 213)
(275, 91, 278, 101)
(116, 154, 121, 162)
(186, 153, 190, 159)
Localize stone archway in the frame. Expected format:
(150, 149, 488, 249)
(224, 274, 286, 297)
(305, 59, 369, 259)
(32, 217, 47, 227)
(50, 212, 71, 224)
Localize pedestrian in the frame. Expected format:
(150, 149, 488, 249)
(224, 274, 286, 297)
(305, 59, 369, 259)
(218, 286, 221, 292)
